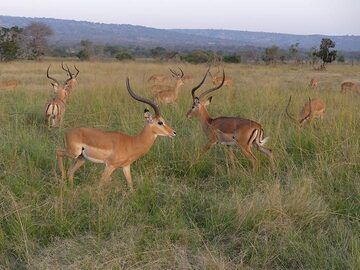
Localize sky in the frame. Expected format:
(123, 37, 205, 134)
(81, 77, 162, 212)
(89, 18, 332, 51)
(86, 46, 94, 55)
(1, 0, 360, 35)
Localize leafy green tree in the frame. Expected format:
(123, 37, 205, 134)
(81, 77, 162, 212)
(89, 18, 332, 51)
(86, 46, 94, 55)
(115, 51, 134, 61)
(223, 54, 241, 63)
(150, 47, 167, 59)
(77, 40, 94, 60)
(262, 46, 279, 64)
(0, 26, 22, 61)
(313, 38, 337, 69)
(182, 50, 211, 64)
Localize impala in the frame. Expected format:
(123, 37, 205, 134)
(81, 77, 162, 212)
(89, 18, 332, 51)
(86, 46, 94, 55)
(309, 78, 318, 88)
(61, 62, 79, 94)
(148, 74, 171, 84)
(340, 81, 359, 94)
(56, 78, 176, 190)
(186, 69, 273, 170)
(153, 68, 184, 104)
(0, 79, 17, 90)
(285, 96, 325, 127)
(209, 69, 233, 87)
(44, 65, 69, 128)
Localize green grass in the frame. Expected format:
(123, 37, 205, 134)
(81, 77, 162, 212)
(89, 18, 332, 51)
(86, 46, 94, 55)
(0, 61, 359, 269)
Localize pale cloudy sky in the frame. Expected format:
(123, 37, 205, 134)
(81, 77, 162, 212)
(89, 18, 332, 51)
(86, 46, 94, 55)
(1, 0, 359, 35)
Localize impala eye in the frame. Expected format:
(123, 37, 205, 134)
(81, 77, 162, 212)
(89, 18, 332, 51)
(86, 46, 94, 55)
(158, 121, 163, 125)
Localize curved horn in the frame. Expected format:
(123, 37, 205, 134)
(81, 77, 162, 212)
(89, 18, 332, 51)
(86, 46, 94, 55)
(299, 97, 312, 125)
(74, 65, 80, 78)
(46, 65, 60, 85)
(126, 77, 160, 117)
(191, 67, 210, 99)
(178, 67, 184, 78)
(61, 62, 72, 78)
(285, 96, 299, 125)
(199, 69, 225, 100)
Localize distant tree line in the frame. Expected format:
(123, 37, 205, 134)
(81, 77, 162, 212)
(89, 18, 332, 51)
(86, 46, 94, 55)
(0, 23, 53, 61)
(2, 23, 359, 66)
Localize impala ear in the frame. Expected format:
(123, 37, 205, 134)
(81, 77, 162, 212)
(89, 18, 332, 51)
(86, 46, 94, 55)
(51, 82, 59, 92)
(144, 108, 153, 122)
(204, 96, 212, 106)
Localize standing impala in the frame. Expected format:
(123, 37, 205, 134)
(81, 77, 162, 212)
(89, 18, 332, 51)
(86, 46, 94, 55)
(56, 78, 176, 190)
(186, 69, 273, 170)
(61, 62, 79, 94)
(0, 77, 17, 90)
(153, 68, 184, 104)
(44, 65, 69, 128)
(309, 78, 318, 89)
(285, 96, 325, 127)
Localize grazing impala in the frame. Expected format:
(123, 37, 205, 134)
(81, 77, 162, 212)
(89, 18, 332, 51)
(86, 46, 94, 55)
(340, 82, 359, 94)
(285, 96, 325, 127)
(186, 69, 273, 170)
(153, 68, 184, 104)
(0, 79, 17, 90)
(44, 65, 69, 128)
(209, 68, 233, 87)
(309, 78, 318, 89)
(56, 78, 176, 190)
(61, 62, 79, 94)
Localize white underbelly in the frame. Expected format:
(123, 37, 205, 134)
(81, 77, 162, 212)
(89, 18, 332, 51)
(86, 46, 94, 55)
(81, 147, 106, 163)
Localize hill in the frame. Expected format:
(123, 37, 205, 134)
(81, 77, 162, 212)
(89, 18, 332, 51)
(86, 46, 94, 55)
(1, 15, 360, 51)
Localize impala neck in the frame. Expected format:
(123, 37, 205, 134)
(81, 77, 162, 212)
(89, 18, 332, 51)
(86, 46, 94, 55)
(132, 124, 157, 156)
(173, 80, 182, 94)
(198, 106, 212, 132)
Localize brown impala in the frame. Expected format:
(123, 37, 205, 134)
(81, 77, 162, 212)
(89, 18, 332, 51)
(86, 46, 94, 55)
(309, 78, 318, 89)
(44, 65, 69, 128)
(61, 62, 79, 94)
(209, 68, 233, 87)
(285, 96, 325, 127)
(186, 69, 273, 170)
(340, 82, 359, 95)
(153, 68, 184, 104)
(56, 78, 176, 190)
(0, 79, 17, 90)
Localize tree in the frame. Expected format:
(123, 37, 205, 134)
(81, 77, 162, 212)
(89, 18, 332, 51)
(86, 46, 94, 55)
(115, 51, 134, 61)
(150, 46, 167, 59)
(0, 26, 22, 61)
(24, 23, 53, 60)
(289, 43, 300, 62)
(313, 38, 337, 69)
(182, 50, 211, 64)
(77, 40, 94, 60)
(262, 46, 279, 64)
(223, 54, 241, 63)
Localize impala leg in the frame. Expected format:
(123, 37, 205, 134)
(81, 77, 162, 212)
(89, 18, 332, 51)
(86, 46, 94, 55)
(256, 145, 274, 169)
(227, 147, 236, 168)
(194, 140, 216, 163)
(239, 146, 258, 172)
(56, 149, 67, 180)
(122, 165, 134, 192)
(99, 165, 116, 187)
(67, 157, 86, 188)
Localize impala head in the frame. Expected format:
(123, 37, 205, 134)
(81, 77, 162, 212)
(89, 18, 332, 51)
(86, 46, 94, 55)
(186, 68, 225, 118)
(47, 65, 69, 100)
(285, 96, 312, 128)
(126, 78, 176, 137)
(62, 62, 79, 87)
(169, 67, 184, 86)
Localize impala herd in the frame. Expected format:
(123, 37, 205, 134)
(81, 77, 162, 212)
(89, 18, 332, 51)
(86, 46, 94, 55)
(0, 62, 348, 190)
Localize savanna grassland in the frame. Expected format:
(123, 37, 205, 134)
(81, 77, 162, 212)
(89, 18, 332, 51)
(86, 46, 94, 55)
(0, 61, 359, 269)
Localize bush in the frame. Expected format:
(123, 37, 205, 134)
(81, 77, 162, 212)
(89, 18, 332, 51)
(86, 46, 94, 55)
(77, 49, 90, 60)
(115, 51, 134, 61)
(223, 54, 241, 63)
(182, 50, 211, 64)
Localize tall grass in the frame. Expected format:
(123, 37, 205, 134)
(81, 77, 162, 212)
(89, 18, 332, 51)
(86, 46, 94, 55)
(0, 61, 359, 269)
